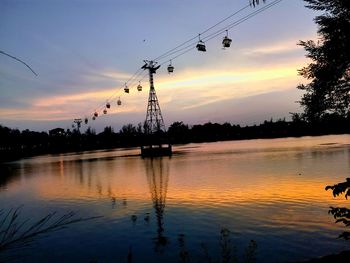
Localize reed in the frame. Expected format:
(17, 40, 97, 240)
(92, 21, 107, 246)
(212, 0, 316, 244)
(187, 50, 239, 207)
(0, 207, 100, 253)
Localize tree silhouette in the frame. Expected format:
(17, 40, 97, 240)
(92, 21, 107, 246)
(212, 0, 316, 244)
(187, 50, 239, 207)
(326, 178, 350, 240)
(297, 0, 350, 123)
(167, 121, 190, 144)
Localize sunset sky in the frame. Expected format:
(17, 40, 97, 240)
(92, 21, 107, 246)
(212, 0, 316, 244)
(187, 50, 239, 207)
(0, 0, 318, 132)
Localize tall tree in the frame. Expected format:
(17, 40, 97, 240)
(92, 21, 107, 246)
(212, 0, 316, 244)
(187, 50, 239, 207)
(297, 0, 350, 122)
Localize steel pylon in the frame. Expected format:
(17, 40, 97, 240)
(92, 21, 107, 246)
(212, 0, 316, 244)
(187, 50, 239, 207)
(142, 60, 166, 135)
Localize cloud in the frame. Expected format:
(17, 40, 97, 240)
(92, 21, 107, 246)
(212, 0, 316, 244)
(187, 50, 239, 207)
(0, 60, 305, 123)
(155, 64, 303, 111)
(0, 34, 311, 126)
(0, 108, 67, 121)
(98, 70, 134, 81)
(242, 39, 301, 56)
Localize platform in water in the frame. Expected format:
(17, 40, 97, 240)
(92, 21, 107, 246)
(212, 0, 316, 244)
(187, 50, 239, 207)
(141, 144, 172, 157)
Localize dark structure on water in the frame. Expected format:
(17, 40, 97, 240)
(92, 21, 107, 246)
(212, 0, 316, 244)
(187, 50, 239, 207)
(141, 60, 172, 157)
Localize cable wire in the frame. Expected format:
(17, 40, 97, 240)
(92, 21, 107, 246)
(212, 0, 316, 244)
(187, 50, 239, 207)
(203, 0, 283, 42)
(77, 0, 284, 124)
(153, 3, 252, 62)
(156, 0, 283, 66)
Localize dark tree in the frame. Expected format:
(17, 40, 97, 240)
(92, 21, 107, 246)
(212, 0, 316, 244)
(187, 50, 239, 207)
(120, 124, 137, 136)
(168, 121, 190, 144)
(326, 178, 350, 240)
(297, 0, 350, 122)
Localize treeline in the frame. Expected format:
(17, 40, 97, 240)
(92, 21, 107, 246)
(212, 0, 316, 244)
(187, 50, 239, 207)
(168, 114, 350, 143)
(0, 114, 349, 161)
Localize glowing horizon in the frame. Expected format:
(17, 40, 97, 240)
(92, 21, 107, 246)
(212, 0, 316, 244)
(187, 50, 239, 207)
(0, 0, 318, 130)
(0, 57, 306, 121)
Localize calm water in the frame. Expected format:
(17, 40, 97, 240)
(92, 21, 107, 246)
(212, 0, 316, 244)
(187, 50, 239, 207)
(1, 135, 350, 262)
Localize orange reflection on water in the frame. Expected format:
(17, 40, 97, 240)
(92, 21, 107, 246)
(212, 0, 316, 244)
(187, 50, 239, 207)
(24, 140, 349, 210)
(4, 135, 348, 236)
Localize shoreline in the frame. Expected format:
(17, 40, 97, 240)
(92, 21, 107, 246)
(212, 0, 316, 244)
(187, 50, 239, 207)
(1, 133, 349, 163)
(293, 250, 350, 263)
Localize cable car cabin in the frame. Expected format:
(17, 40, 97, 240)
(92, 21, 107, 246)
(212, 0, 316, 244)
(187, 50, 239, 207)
(92, 116, 96, 120)
(222, 36, 232, 48)
(103, 109, 107, 114)
(137, 84, 142, 92)
(94, 112, 98, 117)
(124, 87, 129, 93)
(167, 64, 174, 73)
(106, 102, 111, 109)
(196, 41, 206, 52)
(84, 118, 88, 124)
(117, 98, 122, 106)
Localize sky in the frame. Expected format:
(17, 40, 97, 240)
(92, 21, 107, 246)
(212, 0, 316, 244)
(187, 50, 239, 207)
(0, 0, 319, 132)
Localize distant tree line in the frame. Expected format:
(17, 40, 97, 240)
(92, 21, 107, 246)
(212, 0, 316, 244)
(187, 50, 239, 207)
(1, 114, 349, 161)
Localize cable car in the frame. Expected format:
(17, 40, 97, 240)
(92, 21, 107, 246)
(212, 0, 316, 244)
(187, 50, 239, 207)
(222, 36, 232, 48)
(92, 116, 96, 120)
(94, 112, 98, 117)
(117, 97, 122, 106)
(137, 82, 142, 92)
(196, 34, 206, 52)
(124, 83, 129, 93)
(167, 60, 174, 73)
(84, 118, 88, 124)
(196, 40, 206, 52)
(106, 102, 111, 109)
(222, 30, 232, 48)
(103, 109, 107, 114)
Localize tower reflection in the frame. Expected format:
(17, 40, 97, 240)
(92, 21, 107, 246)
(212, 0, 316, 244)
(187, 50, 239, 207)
(144, 157, 170, 252)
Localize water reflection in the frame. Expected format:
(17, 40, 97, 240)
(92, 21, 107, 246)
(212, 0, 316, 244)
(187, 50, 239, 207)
(0, 164, 20, 189)
(0, 135, 350, 262)
(144, 157, 170, 252)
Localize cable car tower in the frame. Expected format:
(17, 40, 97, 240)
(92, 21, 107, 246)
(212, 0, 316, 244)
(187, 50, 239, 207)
(142, 60, 165, 134)
(141, 60, 172, 157)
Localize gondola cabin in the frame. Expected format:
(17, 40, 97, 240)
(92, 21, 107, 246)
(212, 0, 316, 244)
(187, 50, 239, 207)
(124, 86, 129, 93)
(117, 98, 122, 106)
(222, 36, 232, 48)
(196, 40, 206, 52)
(84, 118, 88, 124)
(94, 112, 98, 117)
(106, 102, 111, 109)
(103, 109, 107, 114)
(137, 84, 142, 92)
(167, 64, 174, 73)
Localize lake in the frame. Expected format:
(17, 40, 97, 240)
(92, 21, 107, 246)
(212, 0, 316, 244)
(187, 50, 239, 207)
(1, 135, 350, 262)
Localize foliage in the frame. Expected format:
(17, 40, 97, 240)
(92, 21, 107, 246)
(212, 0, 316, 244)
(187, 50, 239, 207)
(326, 178, 350, 239)
(326, 178, 350, 198)
(0, 207, 100, 260)
(178, 234, 190, 263)
(1, 115, 350, 161)
(243, 240, 257, 263)
(124, 228, 257, 263)
(220, 228, 237, 263)
(175, 228, 257, 263)
(199, 228, 257, 263)
(298, 0, 350, 122)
